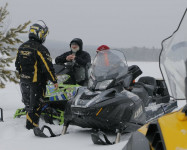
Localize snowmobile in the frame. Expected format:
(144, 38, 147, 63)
(14, 62, 85, 125)
(123, 8, 187, 150)
(33, 49, 177, 139)
(53, 49, 177, 143)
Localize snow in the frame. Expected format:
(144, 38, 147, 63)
(0, 62, 186, 150)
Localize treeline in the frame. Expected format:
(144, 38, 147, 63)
(119, 47, 160, 62)
(12, 37, 161, 62)
(45, 41, 161, 62)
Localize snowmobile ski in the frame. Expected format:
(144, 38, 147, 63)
(91, 129, 122, 145)
(91, 130, 114, 145)
(33, 125, 61, 138)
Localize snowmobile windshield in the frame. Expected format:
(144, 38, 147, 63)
(160, 9, 187, 100)
(91, 49, 128, 81)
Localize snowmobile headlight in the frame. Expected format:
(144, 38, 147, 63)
(57, 74, 70, 84)
(95, 80, 113, 90)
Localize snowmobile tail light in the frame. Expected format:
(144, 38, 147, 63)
(95, 80, 113, 90)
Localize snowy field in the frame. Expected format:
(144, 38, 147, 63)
(0, 62, 186, 150)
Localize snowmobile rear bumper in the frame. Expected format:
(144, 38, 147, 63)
(14, 107, 64, 125)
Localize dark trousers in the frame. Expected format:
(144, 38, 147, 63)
(20, 82, 46, 129)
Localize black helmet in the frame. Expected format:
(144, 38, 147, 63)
(29, 20, 49, 43)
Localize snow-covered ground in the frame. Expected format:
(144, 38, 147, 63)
(0, 62, 186, 150)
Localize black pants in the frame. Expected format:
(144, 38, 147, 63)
(20, 82, 46, 129)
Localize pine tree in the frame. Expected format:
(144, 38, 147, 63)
(0, 3, 30, 88)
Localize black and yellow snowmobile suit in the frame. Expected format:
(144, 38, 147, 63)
(15, 39, 57, 129)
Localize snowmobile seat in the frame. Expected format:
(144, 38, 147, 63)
(131, 85, 150, 107)
(138, 76, 157, 96)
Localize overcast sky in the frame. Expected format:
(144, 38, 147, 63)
(1, 0, 187, 48)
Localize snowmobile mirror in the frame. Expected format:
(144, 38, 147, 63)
(0, 108, 3, 122)
(123, 74, 133, 88)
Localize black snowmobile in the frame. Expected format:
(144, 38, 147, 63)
(59, 49, 177, 144)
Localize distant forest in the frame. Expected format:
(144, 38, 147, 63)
(44, 40, 161, 62)
(13, 37, 161, 62)
(119, 47, 160, 62)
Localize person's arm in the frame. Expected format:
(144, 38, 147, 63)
(75, 52, 91, 66)
(55, 52, 70, 65)
(15, 49, 21, 74)
(37, 47, 57, 84)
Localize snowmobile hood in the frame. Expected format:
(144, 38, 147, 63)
(160, 9, 187, 100)
(71, 86, 139, 108)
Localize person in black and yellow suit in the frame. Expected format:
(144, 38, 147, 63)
(15, 20, 58, 130)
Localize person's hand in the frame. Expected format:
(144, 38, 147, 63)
(54, 83, 58, 90)
(66, 55, 72, 61)
(67, 55, 75, 61)
(70, 55, 75, 60)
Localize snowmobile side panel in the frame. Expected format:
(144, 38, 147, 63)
(65, 90, 146, 132)
(157, 109, 187, 149)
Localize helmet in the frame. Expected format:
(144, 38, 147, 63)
(97, 45, 110, 52)
(29, 20, 49, 43)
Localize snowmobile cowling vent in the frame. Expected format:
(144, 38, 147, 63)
(146, 123, 165, 150)
(80, 93, 98, 100)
